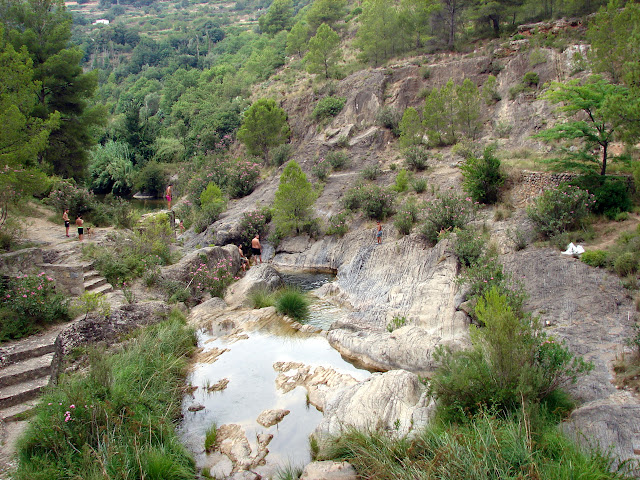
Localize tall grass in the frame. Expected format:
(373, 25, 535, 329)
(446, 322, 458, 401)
(275, 286, 309, 321)
(321, 410, 634, 480)
(15, 310, 197, 480)
(248, 286, 276, 309)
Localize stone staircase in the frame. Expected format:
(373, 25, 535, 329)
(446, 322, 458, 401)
(0, 326, 64, 422)
(82, 264, 113, 295)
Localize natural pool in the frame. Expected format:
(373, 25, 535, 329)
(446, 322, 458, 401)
(179, 273, 369, 477)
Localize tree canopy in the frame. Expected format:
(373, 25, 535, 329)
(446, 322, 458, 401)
(237, 98, 290, 160)
(273, 160, 317, 235)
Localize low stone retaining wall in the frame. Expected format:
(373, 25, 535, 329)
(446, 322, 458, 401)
(0, 248, 44, 276)
(39, 264, 85, 297)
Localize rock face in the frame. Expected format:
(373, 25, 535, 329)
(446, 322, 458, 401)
(224, 264, 284, 309)
(160, 245, 240, 285)
(314, 370, 434, 448)
(256, 409, 290, 428)
(216, 423, 272, 473)
(300, 461, 358, 480)
(503, 248, 640, 465)
(50, 301, 170, 383)
(273, 232, 470, 373)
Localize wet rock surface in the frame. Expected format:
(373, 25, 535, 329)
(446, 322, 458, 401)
(300, 461, 358, 480)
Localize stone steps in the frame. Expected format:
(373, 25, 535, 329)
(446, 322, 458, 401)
(0, 329, 62, 422)
(82, 265, 112, 294)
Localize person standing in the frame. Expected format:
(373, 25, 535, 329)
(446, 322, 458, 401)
(76, 215, 84, 241)
(251, 234, 262, 265)
(238, 244, 249, 271)
(63, 209, 70, 237)
(376, 220, 382, 244)
(165, 184, 173, 210)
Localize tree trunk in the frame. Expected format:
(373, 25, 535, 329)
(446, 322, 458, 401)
(600, 142, 607, 175)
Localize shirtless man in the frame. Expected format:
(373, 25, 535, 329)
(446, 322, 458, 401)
(63, 209, 70, 237)
(251, 234, 262, 265)
(76, 215, 84, 241)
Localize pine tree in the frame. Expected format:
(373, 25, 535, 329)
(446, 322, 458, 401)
(304, 23, 341, 78)
(273, 160, 317, 236)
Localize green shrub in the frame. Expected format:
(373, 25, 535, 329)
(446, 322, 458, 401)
(0, 273, 69, 341)
(312, 157, 330, 181)
(376, 106, 401, 136)
(386, 316, 407, 332)
(404, 145, 429, 171)
(412, 177, 427, 193)
(14, 314, 197, 480)
(270, 143, 292, 166)
(326, 150, 349, 170)
(238, 209, 270, 247)
(248, 287, 276, 309)
(193, 201, 226, 234)
(523, 71, 539, 86)
(421, 193, 477, 244)
(460, 146, 505, 204)
(227, 159, 262, 198)
(430, 287, 592, 420)
(342, 184, 395, 220)
(327, 210, 350, 236)
(453, 228, 487, 267)
(393, 199, 419, 236)
(613, 252, 637, 276)
(190, 257, 236, 298)
(570, 175, 631, 218)
(134, 161, 167, 197)
(361, 164, 380, 180)
(581, 250, 608, 268)
(527, 184, 595, 238)
(200, 182, 224, 207)
(312, 96, 346, 121)
(392, 169, 410, 193)
(275, 287, 309, 320)
(419, 66, 432, 79)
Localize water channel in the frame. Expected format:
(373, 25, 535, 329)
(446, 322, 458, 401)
(179, 271, 370, 476)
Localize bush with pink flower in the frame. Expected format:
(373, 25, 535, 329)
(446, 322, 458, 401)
(189, 258, 238, 298)
(0, 272, 68, 341)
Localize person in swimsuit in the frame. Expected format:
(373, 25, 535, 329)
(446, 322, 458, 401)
(76, 215, 84, 241)
(251, 234, 262, 265)
(376, 220, 382, 244)
(165, 184, 173, 209)
(63, 209, 70, 237)
(238, 244, 249, 271)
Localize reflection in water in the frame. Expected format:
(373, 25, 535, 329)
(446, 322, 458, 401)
(179, 322, 370, 475)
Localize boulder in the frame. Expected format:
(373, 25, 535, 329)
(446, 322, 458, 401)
(224, 264, 284, 309)
(256, 409, 290, 428)
(160, 245, 239, 285)
(300, 461, 358, 480)
(313, 370, 435, 449)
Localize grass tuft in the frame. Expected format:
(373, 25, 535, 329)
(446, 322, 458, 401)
(275, 287, 310, 321)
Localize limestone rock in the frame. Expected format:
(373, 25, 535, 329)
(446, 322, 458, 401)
(216, 424, 272, 473)
(256, 409, 290, 428)
(225, 264, 284, 309)
(273, 362, 359, 411)
(300, 461, 358, 480)
(188, 404, 205, 412)
(160, 245, 239, 285)
(314, 370, 435, 448)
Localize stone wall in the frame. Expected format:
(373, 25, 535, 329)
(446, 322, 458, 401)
(39, 264, 85, 297)
(0, 248, 44, 276)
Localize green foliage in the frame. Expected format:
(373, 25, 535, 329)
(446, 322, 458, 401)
(613, 251, 637, 276)
(237, 98, 290, 160)
(455, 79, 483, 140)
(570, 174, 631, 218)
(326, 150, 349, 170)
(15, 315, 197, 480)
(422, 80, 455, 146)
(306, 0, 347, 31)
(68, 291, 111, 321)
(258, 0, 294, 35)
(412, 177, 427, 193)
(273, 160, 317, 236)
(269, 143, 293, 167)
(321, 409, 630, 480)
(275, 287, 309, 320)
(0, 26, 59, 169)
(394, 199, 419, 235)
(523, 71, 540, 86)
(285, 21, 309, 58)
(304, 23, 342, 78)
(534, 76, 632, 176)
(392, 169, 410, 193)
(88, 141, 134, 196)
(311, 96, 346, 121)
(399, 107, 423, 148)
(421, 193, 477, 245)
(453, 228, 487, 268)
(204, 423, 218, 452)
(248, 287, 276, 309)
(527, 184, 595, 238)
(312, 157, 330, 181)
(190, 257, 236, 299)
(327, 210, 350, 236)
(341, 183, 395, 220)
(376, 106, 402, 136)
(134, 161, 167, 198)
(361, 164, 380, 181)
(404, 145, 429, 171)
(0, 273, 69, 342)
(460, 145, 505, 204)
(199, 182, 224, 207)
(238, 209, 270, 247)
(431, 287, 593, 419)
(482, 75, 500, 104)
(386, 316, 407, 332)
